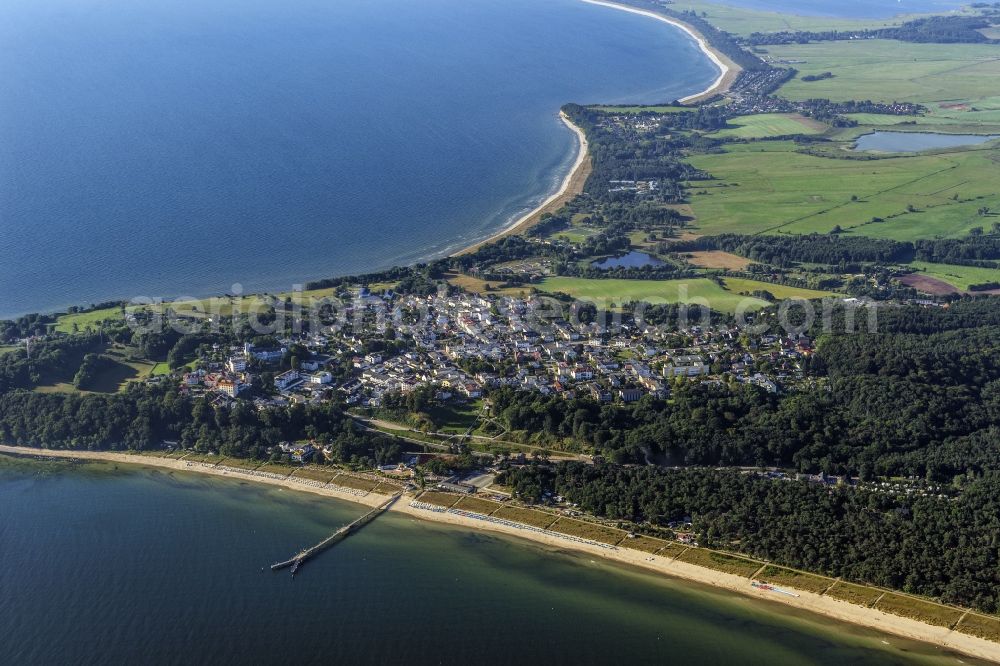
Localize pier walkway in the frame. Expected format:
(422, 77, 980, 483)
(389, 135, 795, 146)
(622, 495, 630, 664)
(271, 493, 401, 575)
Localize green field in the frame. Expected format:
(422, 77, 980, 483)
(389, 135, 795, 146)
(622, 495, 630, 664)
(686, 141, 1000, 240)
(539, 277, 769, 313)
(713, 113, 826, 139)
(666, 0, 914, 35)
(906, 261, 1000, 291)
(54, 307, 124, 333)
(768, 41, 1000, 107)
(150, 362, 171, 376)
(722, 278, 836, 300)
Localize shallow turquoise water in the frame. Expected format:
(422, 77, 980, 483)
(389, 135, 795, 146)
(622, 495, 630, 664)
(0, 0, 718, 318)
(0, 457, 985, 665)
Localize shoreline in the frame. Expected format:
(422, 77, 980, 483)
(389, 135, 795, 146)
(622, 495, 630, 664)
(581, 0, 740, 105)
(5, 0, 736, 320)
(454, 111, 591, 255)
(453, 0, 739, 256)
(3, 445, 998, 663)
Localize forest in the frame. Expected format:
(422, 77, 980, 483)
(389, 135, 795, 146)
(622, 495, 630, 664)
(0, 384, 399, 466)
(498, 463, 1000, 613)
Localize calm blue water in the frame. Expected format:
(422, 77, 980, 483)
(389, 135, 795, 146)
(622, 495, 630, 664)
(699, 0, 967, 18)
(855, 131, 1000, 153)
(592, 250, 666, 269)
(0, 457, 981, 665)
(0, 0, 718, 319)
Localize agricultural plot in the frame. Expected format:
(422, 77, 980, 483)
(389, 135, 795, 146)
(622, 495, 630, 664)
(666, 0, 908, 35)
(676, 548, 763, 577)
(539, 277, 769, 313)
(491, 505, 559, 529)
(713, 114, 826, 139)
(548, 517, 627, 545)
(769, 40, 1000, 106)
(873, 593, 965, 628)
(722, 278, 836, 300)
(754, 566, 835, 595)
(686, 142, 1000, 240)
(905, 261, 1000, 292)
(683, 251, 751, 270)
(452, 495, 503, 516)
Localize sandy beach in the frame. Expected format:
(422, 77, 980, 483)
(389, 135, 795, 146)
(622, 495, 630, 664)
(581, 0, 741, 104)
(3, 444, 998, 663)
(455, 111, 590, 255)
(453, 0, 740, 256)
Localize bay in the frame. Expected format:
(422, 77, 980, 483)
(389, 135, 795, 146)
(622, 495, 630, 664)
(0, 0, 718, 318)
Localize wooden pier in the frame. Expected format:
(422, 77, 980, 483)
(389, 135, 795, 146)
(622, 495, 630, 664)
(271, 493, 400, 576)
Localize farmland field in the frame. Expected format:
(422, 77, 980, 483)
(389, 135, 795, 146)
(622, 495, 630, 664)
(721, 278, 836, 300)
(665, 0, 911, 34)
(713, 113, 826, 139)
(905, 261, 1000, 292)
(686, 142, 1000, 240)
(769, 41, 1000, 106)
(539, 277, 769, 313)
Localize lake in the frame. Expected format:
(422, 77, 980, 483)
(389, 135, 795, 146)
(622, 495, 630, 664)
(0, 456, 983, 665)
(0, 0, 719, 319)
(854, 131, 1000, 153)
(591, 250, 666, 269)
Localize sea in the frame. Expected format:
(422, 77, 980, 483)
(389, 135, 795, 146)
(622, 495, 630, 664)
(0, 0, 720, 319)
(0, 457, 985, 665)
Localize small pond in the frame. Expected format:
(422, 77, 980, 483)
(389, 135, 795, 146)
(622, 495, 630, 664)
(853, 131, 999, 153)
(591, 251, 666, 269)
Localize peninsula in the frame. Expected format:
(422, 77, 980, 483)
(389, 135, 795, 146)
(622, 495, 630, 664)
(3, 0, 1000, 662)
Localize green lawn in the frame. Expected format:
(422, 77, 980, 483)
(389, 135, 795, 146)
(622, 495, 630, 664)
(722, 278, 836, 300)
(906, 261, 1000, 291)
(686, 142, 1000, 240)
(539, 277, 769, 313)
(150, 362, 172, 376)
(713, 113, 826, 139)
(54, 307, 124, 333)
(768, 40, 1000, 106)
